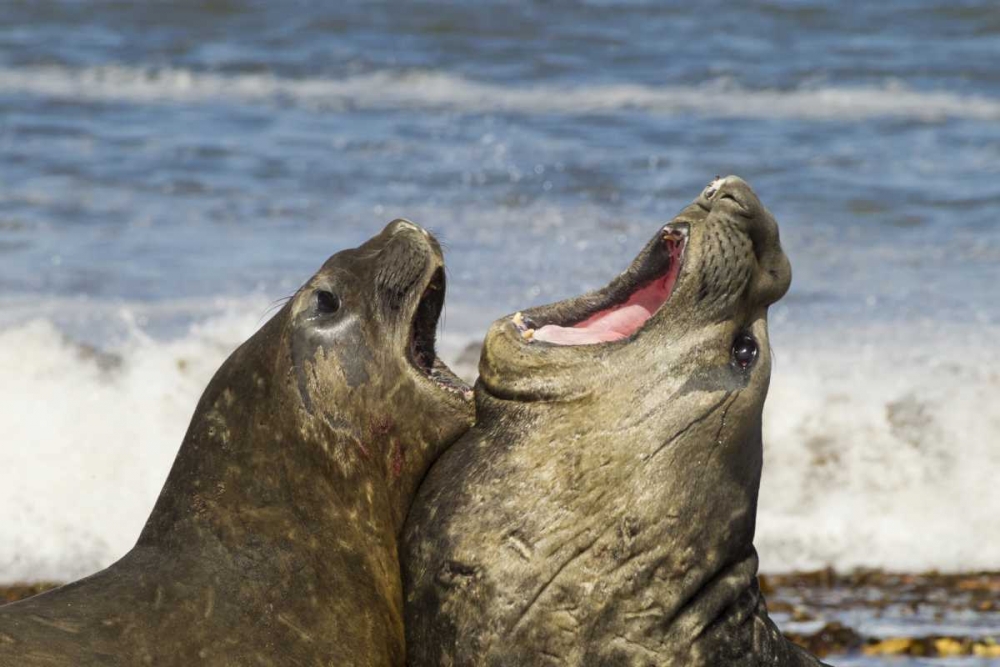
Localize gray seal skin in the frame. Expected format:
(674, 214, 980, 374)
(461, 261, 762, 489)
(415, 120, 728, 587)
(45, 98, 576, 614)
(402, 177, 827, 666)
(0, 219, 474, 666)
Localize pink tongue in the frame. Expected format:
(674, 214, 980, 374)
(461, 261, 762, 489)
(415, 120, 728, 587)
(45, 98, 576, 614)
(533, 277, 671, 345)
(533, 327, 625, 344)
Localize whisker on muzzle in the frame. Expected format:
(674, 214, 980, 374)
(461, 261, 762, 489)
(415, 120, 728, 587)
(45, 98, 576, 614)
(258, 294, 294, 325)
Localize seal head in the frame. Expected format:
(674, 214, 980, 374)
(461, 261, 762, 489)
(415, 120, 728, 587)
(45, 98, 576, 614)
(143, 218, 474, 545)
(403, 178, 821, 666)
(480, 174, 790, 402)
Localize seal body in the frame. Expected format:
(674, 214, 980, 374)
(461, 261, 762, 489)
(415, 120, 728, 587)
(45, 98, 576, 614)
(402, 178, 826, 666)
(0, 220, 474, 666)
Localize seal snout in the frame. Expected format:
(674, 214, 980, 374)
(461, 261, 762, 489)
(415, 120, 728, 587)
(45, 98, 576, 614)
(381, 218, 446, 269)
(696, 175, 790, 307)
(700, 175, 759, 215)
(386, 217, 429, 238)
(702, 175, 725, 201)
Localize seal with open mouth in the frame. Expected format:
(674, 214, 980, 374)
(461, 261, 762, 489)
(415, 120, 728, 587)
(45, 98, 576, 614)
(0, 220, 474, 666)
(402, 178, 826, 666)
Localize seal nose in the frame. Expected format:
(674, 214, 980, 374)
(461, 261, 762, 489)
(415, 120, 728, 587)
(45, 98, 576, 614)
(699, 175, 760, 213)
(384, 218, 430, 238)
(697, 175, 791, 306)
(702, 176, 726, 202)
(379, 218, 443, 264)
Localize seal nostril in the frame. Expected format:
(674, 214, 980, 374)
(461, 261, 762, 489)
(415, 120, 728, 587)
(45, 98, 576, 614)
(391, 219, 421, 235)
(716, 191, 751, 217)
(703, 175, 724, 201)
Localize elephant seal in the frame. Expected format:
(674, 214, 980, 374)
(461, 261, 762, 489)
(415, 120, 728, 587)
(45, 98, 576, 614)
(402, 177, 826, 666)
(0, 219, 474, 666)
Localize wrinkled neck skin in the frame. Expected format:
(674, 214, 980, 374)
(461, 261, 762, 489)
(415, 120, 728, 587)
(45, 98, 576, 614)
(470, 320, 788, 665)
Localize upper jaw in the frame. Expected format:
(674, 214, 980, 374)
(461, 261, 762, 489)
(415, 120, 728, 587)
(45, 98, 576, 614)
(509, 222, 690, 347)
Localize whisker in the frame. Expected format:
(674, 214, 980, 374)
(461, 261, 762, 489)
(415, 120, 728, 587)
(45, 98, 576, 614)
(426, 227, 450, 251)
(258, 294, 294, 325)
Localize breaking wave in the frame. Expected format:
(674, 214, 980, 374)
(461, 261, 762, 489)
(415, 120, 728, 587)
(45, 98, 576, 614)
(3, 64, 1000, 122)
(757, 321, 998, 573)
(0, 306, 994, 581)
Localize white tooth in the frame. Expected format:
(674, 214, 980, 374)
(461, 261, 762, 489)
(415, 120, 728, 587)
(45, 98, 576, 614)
(522, 328, 535, 340)
(512, 312, 525, 328)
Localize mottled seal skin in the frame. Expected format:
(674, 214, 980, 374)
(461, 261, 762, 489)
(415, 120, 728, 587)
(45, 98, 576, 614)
(402, 178, 827, 666)
(0, 220, 474, 666)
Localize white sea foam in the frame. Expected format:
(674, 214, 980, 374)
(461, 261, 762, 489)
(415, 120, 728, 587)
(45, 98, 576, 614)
(0, 305, 265, 582)
(757, 321, 999, 573)
(0, 299, 482, 583)
(0, 309, 993, 582)
(2, 64, 1000, 121)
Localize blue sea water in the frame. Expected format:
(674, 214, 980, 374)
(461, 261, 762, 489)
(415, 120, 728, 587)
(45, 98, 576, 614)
(2, 1, 998, 326)
(0, 3, 998, 659)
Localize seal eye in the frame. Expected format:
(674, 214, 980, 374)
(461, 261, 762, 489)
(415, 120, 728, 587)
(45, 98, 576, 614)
(732, 333, 758, 369)
(316, 290, 341, 315)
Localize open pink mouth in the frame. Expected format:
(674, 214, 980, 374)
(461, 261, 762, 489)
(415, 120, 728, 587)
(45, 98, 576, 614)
(515, 226, 687, 346)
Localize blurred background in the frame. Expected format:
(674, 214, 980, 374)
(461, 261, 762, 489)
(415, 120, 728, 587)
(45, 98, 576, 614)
(0, 1, 997, 662)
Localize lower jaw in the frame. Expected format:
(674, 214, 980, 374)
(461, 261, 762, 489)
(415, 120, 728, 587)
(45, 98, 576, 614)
(424, 359, 473, 400)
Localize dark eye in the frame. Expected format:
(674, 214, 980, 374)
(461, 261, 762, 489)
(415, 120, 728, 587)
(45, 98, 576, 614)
(732, 333, 758, 369)
(316, 290, 341, 314)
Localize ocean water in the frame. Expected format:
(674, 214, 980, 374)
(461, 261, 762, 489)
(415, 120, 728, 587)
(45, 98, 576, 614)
(1, 0, 997, 602)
